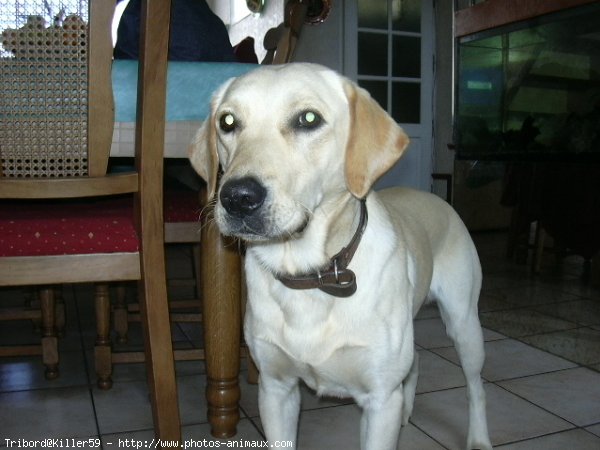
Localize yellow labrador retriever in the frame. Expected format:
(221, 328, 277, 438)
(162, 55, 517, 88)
(189, 63, 492, 450)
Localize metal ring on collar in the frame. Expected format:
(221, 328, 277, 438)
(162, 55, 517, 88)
(334, 259, 339, 283)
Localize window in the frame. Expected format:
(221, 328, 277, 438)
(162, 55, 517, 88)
(357, 0, 422, 123)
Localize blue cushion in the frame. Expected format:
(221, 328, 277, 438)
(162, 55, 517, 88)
(112, 60, 257, 122)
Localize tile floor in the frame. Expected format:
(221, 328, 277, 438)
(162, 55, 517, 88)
(1, 231, 600, 449)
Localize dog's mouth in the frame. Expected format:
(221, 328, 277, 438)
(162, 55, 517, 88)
(292, 216, 310, 236)
(219, 209, 311, 243)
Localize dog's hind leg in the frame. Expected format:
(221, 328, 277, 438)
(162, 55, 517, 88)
(441, 307, 492, 450)
(401, 350, 419, 426)
(436, 296, 492, 449)
(433, 250, 492, 449)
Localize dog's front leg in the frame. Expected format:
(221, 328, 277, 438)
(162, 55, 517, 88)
(360, 389, 404, 450)
(259, 375, 301, 447)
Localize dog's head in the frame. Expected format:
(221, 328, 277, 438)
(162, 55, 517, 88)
(189, 63, 409, 241)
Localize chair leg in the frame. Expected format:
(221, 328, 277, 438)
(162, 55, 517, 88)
(240, 268, 259, 385)
(192, 243, 203, 302)
(94, 283, 113, 389)
(201, 216, 242, 439)
(30, 286, 65, 336)
(39, 287, 59, 380)
(113, 283, 129, 344)
(26, 288, 42, 333)
(54, 286, 66, 337)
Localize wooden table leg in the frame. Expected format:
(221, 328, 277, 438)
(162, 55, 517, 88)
(201, 210, 242, 438)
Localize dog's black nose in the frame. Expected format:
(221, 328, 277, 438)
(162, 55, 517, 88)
(220, 177, 267, 217)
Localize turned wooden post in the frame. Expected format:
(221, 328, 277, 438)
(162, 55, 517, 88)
(113, 284, 129, 343)
(39, 287, 58, 380)
(94, 283, 113, 389)
(201, 206, 242, 438)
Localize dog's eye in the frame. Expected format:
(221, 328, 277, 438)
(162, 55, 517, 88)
(296, 110, 322, 130)
(219, 113, 237, 133)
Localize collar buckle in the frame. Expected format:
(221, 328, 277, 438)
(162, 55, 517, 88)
(318, 267, 357, 297)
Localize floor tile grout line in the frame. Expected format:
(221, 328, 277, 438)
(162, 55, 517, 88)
(405, 419, 451, 450)
(490, 380, 583, 430)
(480, 306, 582, 328)
(239, 404, 267, 440)
(500, 330, 600, 369)
(420, 340, 585, 385)
(492, 425, 586, 448)
(476, 320, 586, 343)
(483, 364, 583, 384)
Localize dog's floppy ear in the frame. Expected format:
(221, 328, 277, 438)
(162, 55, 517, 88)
(189, 116, 219, 201)
(188, 79, 234, 201)
(343, 81, 410, 198)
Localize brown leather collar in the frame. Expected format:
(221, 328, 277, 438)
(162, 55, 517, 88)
(276, 199, 368, 297)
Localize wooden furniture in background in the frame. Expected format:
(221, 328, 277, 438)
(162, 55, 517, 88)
(0, 0, 180, 443)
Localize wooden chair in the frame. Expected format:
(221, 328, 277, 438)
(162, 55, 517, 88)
(0, 0, 181, 443)
(112, 187, 205, 345)
(101, 188, 206, 372)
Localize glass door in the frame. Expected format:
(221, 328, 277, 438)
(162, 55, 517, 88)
(345, 0, 434, 191)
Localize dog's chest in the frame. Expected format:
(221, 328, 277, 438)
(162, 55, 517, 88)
(245, 280, 400, 400)
(265, 326, 373, 400)
(295, 345, 369, 399)
(271, 300, 368, 367)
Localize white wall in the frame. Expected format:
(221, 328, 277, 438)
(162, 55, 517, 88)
(293, 0, 346, 72)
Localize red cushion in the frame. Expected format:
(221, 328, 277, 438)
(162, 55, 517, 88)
(0, 190, 203, 258)
(0, 197, 139, 257)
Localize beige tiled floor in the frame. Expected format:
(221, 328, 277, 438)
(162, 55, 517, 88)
(1, 232, 600, 449)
